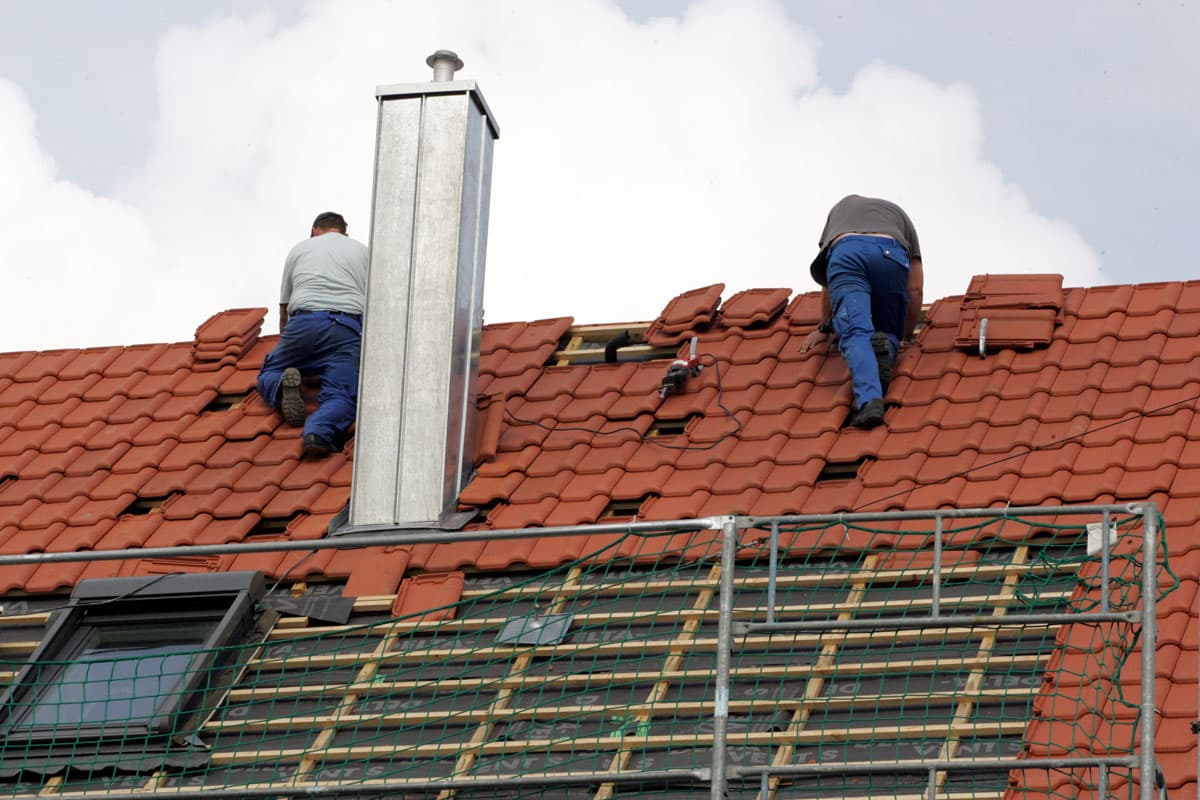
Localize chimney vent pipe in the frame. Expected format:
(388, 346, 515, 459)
(351, 55, 499, 528)
(427, 49, 464, 81)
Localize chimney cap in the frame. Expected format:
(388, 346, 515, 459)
(426, 49, 464, 81)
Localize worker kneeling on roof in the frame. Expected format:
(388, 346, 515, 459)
(802, 195, 924, 430)
(256, 212, 369, 459)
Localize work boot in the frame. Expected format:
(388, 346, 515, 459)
(281, 368, 305, 426)
(850, 398, 886, 429)
(871, 332, 892, 394)
(302, 433, 338, 459)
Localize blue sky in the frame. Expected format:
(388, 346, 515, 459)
(1, 0, 1195, 351)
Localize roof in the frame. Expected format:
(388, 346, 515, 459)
(0, 274, 1198, 795)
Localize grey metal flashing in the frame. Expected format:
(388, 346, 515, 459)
(374, 79, 501, 137)
(352, 68, 498, 527)
(70, 571, 264, 602)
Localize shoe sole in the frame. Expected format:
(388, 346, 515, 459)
(850, 399, 886, 430)
(281, 368, 306, 427)
(302, 439, 337, 459)
(871, 332, 892, 393)
(852, 408, 885, 429)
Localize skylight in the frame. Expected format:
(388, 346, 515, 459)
(0, 572, 268, 769)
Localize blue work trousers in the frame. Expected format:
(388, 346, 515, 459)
(257, 311, 362, 444)
(827, 235, 910, 408)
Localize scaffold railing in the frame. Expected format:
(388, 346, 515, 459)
(0, 503, 1173, 800)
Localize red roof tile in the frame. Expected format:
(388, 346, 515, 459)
(2, 276, 1200, 780)
(718, 288, 790, 329)
(645, 283, 724, 346)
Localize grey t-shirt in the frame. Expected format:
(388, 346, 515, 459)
(810, 195, 921, 285)
(280, 232, 369, 314)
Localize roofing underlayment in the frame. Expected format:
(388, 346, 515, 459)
(0, 275, 1198, 798)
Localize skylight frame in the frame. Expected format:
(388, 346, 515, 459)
(0, 571, 266, 746)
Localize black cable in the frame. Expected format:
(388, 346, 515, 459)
(502, 352, 743, 452)
(264, 548, 320, 598)
(502, 347, 1197, 518)
(14, 571, 183, 616)
(850, 390, 1200, 513)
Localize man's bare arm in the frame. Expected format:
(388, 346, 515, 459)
(904, 257, 924, 342)
(279, 304, 289, 334)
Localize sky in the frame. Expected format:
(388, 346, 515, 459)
(1, 0, 1196, 352)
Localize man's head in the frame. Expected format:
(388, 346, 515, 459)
(311, 211, 348, 236)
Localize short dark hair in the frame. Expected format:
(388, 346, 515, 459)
(312, 211, 348, 233)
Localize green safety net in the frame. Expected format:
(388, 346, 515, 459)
(0, 510, 1175, 799)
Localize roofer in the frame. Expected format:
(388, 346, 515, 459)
(256, 212, 368, 458)
(801, 194, 924, 429)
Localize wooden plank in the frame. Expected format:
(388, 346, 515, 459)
(767, 551, 881, 798)
(263, 589, 1072, 641)
(203, 687, 1038, 733)
(350, 596, 395, 612)
(249, 624, 1059, 670)
(3, 778, 1004, 800)
(284, 621, 401, 785)
(0, 611, 51, 625)
(208, 720, 1028, 764)
(438, 566, 587, 800)
(456, 560, 1076, 602)
(225, 653, 1050, 702)
(595, 563, 720, 800)
(556, 334, 585, 367)
(934, 545, 1031, 791)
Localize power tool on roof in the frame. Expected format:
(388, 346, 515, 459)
(659, 337, 702, 399)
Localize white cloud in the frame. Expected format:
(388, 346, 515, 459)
(0, 80, 157, 351)
(0, 0, 1102, 352)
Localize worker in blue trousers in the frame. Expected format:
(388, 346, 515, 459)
(256, 212, 368, 458)
(801, 195, 924, 429)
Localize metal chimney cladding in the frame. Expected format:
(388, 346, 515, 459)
(350, 52, 500, 527)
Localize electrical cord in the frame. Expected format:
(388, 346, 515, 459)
(502, 352, 744, 452)
(850, 390, 1200, 513)
(502, 344, 1198, 515)
(9, 571, 183, 616)
(264, 548, 320, 599)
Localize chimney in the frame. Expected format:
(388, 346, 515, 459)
(349, 51, 500, 527)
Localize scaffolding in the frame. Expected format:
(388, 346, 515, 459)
(0, 503, 1172, 800)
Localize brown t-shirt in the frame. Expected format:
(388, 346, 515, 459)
(810, 195, 921, 286)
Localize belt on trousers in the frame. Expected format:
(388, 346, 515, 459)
(291, 309, 363, 322)
(831, 232, 899, 246)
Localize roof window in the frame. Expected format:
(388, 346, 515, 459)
(0, 572, 268, 773)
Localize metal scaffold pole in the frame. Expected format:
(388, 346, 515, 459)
(711, 516, 738, 800)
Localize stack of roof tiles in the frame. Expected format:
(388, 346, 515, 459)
(191, 308, 264, 368)
(0, 274, 1198, 796)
